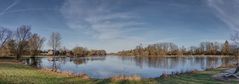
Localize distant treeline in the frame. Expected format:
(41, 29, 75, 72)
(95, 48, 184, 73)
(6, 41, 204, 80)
(0, 25, 106, 59)
(71, 47, 106, 56)
(118, 41, 238, 56)
(41, 48, 106, 57)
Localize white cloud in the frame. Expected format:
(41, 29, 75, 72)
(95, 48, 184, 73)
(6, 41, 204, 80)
(207, 0, 239, 31)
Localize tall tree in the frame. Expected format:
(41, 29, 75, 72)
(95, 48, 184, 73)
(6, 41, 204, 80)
(15, 25, 31, 59)
(28, 34, 45, 57)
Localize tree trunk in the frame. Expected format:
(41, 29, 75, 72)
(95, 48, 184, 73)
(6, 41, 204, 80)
(235, 49, 239, 74)
(16, 54, 21, 60)
(234, 67, 239, 74)
(234, 63, 239, 74)
(30, 56, 38, 67)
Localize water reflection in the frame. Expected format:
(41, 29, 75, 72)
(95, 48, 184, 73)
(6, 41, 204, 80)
(24, 55, 236, 79)
(24, 57, 42, 68)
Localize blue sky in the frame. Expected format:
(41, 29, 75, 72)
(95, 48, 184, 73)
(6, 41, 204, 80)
(0, 0, 238, 52)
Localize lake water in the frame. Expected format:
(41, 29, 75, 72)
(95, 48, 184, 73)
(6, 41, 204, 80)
(24, 55, 236, 79)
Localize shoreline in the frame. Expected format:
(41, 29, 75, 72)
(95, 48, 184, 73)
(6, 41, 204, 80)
(111, 55, 235, 58)
(0, 62, 238, 83)
(0, 55, 235, 58)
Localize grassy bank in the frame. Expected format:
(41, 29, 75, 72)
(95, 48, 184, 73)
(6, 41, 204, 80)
(0, 63, 238, 84)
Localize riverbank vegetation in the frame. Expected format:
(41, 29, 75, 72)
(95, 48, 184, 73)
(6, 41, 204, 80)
(0, 62, 238, 84)
(118, 41, 239, 57)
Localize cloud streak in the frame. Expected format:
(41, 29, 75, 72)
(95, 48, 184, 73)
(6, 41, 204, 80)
(0, 0, 58, 17)
(207, 0, 239, 31)
(0, 0, 19, 16)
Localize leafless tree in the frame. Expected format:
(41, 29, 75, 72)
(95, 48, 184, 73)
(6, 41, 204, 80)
(0, 27, 12, 48)
(48, 32, 61, 56)
(28, 33, 45, 57)
(15, 25, 32, 59)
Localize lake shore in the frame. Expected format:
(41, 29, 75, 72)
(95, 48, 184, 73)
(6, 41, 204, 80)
(0, 62, 238, 84)
(0, 55, 235, 58)
(117, 55, 235, 57)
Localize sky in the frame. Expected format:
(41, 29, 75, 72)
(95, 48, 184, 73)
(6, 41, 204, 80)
(0, 0, 238, 52)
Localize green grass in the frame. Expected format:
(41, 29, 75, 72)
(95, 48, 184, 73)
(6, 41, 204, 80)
(0, 63, 237, 84)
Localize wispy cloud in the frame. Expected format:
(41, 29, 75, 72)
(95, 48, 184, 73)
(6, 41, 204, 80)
(207, 0, 239, 31)
(0, 0, 58, 17)
(60, 0, 150, 52)
(0, 0, 19, 16)
(5, 8, 57, 14)
(60, 0, 145, 40)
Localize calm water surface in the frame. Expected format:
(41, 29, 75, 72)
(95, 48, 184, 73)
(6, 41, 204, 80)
(24, 55, 236, 79)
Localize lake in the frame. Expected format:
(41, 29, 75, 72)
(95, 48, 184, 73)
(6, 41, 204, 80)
(23, 55, 236, 79)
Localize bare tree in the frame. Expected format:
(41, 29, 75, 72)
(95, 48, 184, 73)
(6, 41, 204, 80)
(28, 33, 45, 57)
(0, 27, 12, 48)
(48, 32, 61, 56)
(15, 25, 32, 59)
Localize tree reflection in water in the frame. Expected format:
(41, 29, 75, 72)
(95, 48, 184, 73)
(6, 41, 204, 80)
(23, 56, 238, 78)
(70, 56, 106, 65)
(119, 56, 234, 71)
(25, 57, 42, 68)
(49, 57, 67, 72)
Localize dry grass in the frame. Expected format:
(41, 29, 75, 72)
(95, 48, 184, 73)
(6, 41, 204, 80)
(111, 75, 141, 81)
(39, 68, 91, 80)
(39, 68, 73, 77)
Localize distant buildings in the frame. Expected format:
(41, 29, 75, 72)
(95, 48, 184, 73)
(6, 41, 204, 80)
(44, 49, 73, 56)
(47, 50, 54, 56)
